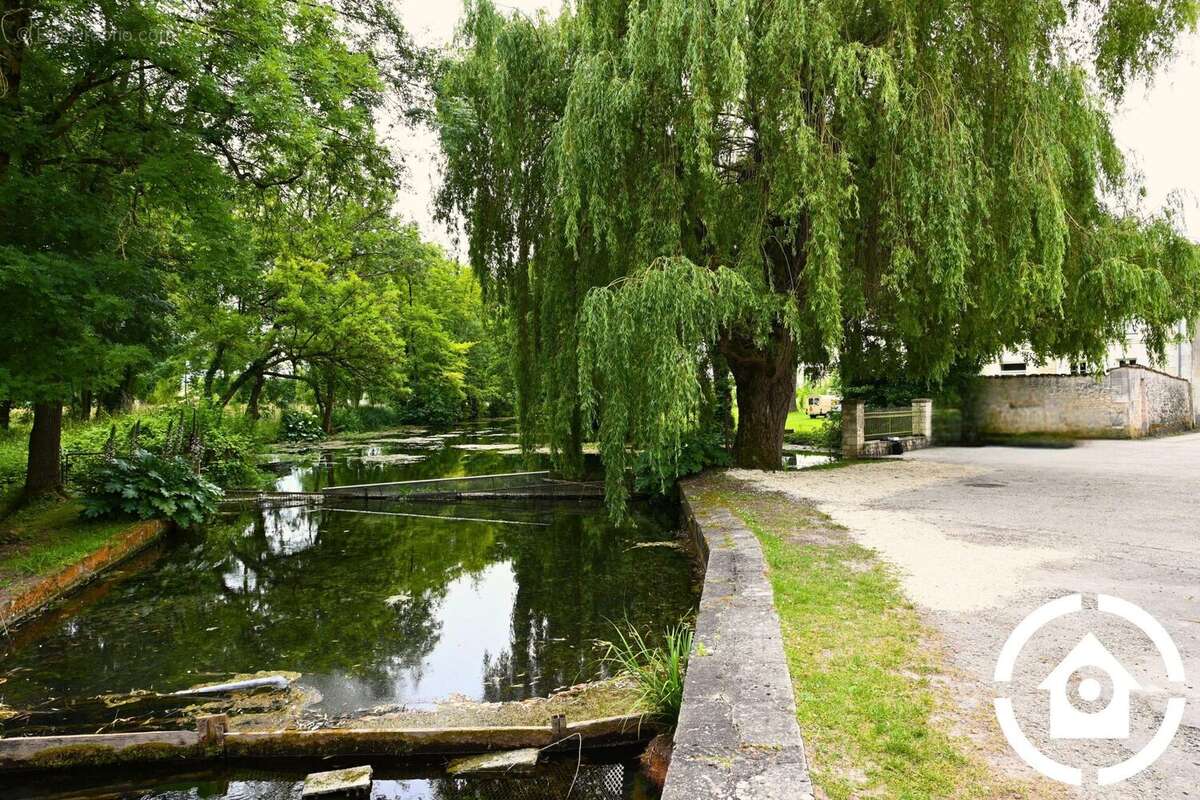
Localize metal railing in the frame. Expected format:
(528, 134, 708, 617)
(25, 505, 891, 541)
(863, 408, 914, 440)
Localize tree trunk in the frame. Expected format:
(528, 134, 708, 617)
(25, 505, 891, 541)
(74, 390, 93, 422)
(245, 371, 265, 419)
(321, 376, 335, 435)
(0, 400, 11, 430)
(203, 343, 226, 400)
(24, 402, 64, 498)
(218, 354, 274, 408)
(721, 324, 796, 470)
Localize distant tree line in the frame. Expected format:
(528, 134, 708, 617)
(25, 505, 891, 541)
(0, 0, 510, 502)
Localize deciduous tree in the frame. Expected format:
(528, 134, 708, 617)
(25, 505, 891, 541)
(439, 0, 1200, 506)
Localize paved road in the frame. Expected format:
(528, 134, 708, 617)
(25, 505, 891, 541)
(737, 434, 1200, 799)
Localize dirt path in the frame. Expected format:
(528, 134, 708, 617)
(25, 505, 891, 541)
(731, 435, 1200, 799)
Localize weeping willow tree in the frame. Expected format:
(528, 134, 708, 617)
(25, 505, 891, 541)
(438, 0, 1200, 495)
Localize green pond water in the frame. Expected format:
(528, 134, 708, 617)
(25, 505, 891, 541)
(0, 423, 698, 721)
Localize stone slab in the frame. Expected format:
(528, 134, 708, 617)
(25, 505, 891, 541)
(446, 747, 539, 775)
(662, 484, 814, 800)
(302, 765, 373, 797)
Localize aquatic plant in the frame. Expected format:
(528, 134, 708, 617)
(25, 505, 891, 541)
(602, 621, 694, 725)
(280, 410, 325, 442)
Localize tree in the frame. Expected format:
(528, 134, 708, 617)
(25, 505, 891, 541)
(439, 0, 1200, 500)
(0, 0, 419, 498)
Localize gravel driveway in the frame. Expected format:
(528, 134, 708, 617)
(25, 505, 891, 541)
(731, 433, 1200, 799)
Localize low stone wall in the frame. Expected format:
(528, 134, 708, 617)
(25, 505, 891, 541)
(859, 435, 929, 458)
(664, 483, 813, 800)
(973, 366, 1194, 439)
(0, 519, 169, 629)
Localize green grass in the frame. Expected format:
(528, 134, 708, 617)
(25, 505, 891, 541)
(785, 411, 825, 433)
(693, 476, 1058, 800)
(0, 427, 29, 497)
(0, 496, 135, 590)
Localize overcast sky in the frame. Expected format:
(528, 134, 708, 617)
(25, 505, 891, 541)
(392, 2, 1200, 253)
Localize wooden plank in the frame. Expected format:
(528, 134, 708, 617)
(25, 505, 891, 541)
(0, 729, 201, 770)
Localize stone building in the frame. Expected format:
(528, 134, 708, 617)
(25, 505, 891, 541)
(980, 320, 1200, 425)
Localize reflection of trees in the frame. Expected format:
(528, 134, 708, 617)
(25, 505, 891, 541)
(481, 506, 696, 702)
(0, 448, 696, 715)
(0, 508, 499, 704)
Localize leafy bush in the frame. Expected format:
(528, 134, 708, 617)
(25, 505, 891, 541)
(66, 405, 268, 489)
(602, 621, 694, 725)
(280, 409, 324, 442)
(330, 404, 404, 433)
(634, 427, 731, 495)
(81, 450, 223, 527)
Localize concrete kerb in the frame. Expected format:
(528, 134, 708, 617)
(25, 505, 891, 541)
(0, 518, 171, 630)
(664, 483, 813, 800)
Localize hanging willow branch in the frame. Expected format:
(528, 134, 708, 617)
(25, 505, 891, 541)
(578, 257, 759, 514)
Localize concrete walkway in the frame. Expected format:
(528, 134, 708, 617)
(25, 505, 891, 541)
(730, 433, 1200, 799)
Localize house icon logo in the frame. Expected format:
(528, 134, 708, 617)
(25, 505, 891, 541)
(994, 594, 1187, 786)
(1038, 633, 1139, 740)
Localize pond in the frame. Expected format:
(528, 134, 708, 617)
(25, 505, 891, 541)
(0, 423, 698, 724)
(266, 420, 556, 491)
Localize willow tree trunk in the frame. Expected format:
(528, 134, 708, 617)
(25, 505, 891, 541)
(722, 325, 796, 470)
(24, 402, 64, 498)
(0, 400, 11, 430)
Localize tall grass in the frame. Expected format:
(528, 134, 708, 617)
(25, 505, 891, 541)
(601, 621, 694, 725)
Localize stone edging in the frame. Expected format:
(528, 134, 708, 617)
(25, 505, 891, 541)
(0, 519, 170, 629)
(663, 483, 813, 800)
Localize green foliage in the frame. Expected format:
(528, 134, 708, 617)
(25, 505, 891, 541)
(64, 406, 267, 490)
(786, 413, 843, 453)
(635, 427, 732, 496)
(601, 621, 694, 725)
(331, 405, 405, 434)
(578, 258, 756, 510)
(439, 0, 1200, 491)
(280, 410, 325, 442)
(81, 451, 223, 528)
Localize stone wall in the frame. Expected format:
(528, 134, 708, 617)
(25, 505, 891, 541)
(664, 483, 813, 800)
(972, 366, 1194, 439)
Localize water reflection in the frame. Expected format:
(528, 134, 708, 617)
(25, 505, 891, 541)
(0, 761, 658, 800)
(0, 425, 697, 718)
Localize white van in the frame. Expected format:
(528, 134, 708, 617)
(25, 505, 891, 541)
(806, 394, 841, 418)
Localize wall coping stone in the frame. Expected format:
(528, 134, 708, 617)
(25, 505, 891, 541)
(0, 519, 170, 629)
(663, 482, 813, 800)
(980, 364, 1190, 384)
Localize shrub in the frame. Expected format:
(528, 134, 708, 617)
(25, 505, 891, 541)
(601, 621, 694, 725)
(81, 450, 223, 527)
(280, 409, 324, 442)
(65, 405, 269, 490)
(634, 427, 730, 495)
(330, 404, 404, 434)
